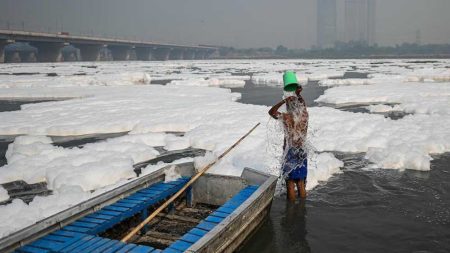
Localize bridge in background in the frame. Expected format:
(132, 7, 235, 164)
(0, 30, 218, 63)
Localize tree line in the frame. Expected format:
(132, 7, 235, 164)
(217, 41, 450, 59)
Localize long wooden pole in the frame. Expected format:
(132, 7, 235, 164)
(121, 122, 260, 242)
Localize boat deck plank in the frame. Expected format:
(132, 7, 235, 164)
(15, 180, 260, 253)
(16, 178, 189, 253)
(162, 185, 258, 253)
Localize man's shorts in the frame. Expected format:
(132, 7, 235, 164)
(282, 147, 308, 181)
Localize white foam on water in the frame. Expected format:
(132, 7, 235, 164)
(0, 59, 449, 238)
(317, 81, 450, 115)
(1, 133, 164, 191)
(366, 104, 399, 113)
(167, 78, 246, 88)
(0, 186, 9, 202)
(318, 78, 374, 87)
(141, 157, 194, 176)
(164, 135, 191, 151)
(307, 152, 343, 190)
(164, 165, 182, 182)
(308, 107, 449, 171)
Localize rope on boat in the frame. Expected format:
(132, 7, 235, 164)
(121, 122, 261, 242)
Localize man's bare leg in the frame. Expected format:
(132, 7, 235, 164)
(296, 180, 306, 198)
(286, 180, 296, 201)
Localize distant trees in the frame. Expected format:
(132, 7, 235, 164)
(215, 42, 450, 59)
(275, 45, 288, 55)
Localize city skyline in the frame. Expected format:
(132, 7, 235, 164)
(0, 0, 449, 49)
(317, 0, 337, 48)
(344, 0, 376, 45)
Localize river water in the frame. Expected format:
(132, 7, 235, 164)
(234, 81, 450, 253)
(0, 74, 449, 252)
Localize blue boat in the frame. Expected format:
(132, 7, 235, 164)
(0, 162, 277, 252)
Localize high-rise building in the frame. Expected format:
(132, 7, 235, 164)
(317, 0, 337, 48)
(344, 0, 376, 45)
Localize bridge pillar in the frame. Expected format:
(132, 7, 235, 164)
(109, 45, 136, 61)
(206, 49, 218, 59)
(75, 44, 103, 61)
(0, 40, 7, 63)
(8, 52, 22, 63)
(61, 45, 81, 62)
(129, 49, 137, 61)
(28, 52, 37, 62)
(21, 51, 37, 63)
(184, 50, 196, 60)
(136, 47, 153, 61)
(62, 51, 78, 62)
(0, 40, 14, 63)
(30, 42, 64, 62)
(195, 50, 206, 60)
(170, 49, 185, 60)
(153, 48, 171, 61)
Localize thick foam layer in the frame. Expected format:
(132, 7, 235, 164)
(1, 59, 449, 238)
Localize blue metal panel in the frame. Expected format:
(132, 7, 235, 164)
(86, 213, 114, 220)
(141, 208, 149, 233)
(224, 197, 245, 204)
(132, 193, 157, 199)
(97, 210, 122, 216)
(164, 185, 260, 252)
(115, 244, 137, 253)
(101, 241, 128, 253)
(77, 238, 111, 252)
(119, 199, 143, 205)
(221, 202, 240, 209)
(90, 239, 117, 252)
(68, 236, 103, 252)
(180, 233, 201, 244)
(216, 206, 235, 214)
(138, 189, 163, 195)
(29, 238, 64, 251)
(186, 186, 193, 207)
(41, 234, 67, 243)
(205, 215, 223, 224)
(18, 179, 194, 253)
(126, 195, 149, 202)
(163, 180, 183, 186)
(211, 211, 229, 218)
(188, 228, 208, 237)
(161, 248, 182, 253)
(59, 235, 96, 252)
(16, 245, 50, 253)
(51, 230, 85, 237)
(128, 245, 155, 253)
(103, 205, 129, 212)
(168, 240, 192, 251)
(149, 185, 172, 191)
(113, 201, 138, 209)
(70, 221, 99, 228)
(79, 217, 107, 224)
(62, 225, 91, 233)
(196, 221, 217, 231)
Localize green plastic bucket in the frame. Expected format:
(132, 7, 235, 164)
(283, 71, 298, 91)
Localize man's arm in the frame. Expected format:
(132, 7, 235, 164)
(269, 96, 297, 119)
(268, 99, 286, 119)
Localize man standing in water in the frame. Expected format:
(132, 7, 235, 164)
(268, 71, 309, 201)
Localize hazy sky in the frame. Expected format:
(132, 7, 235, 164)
(0, 0, 449, 48)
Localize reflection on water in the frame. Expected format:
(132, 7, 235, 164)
(240, 153, 450, 253)
(335, 103, 409, 120)
(231, 80, 326, 107)
(0, 99, 60, 112)
(240, 198, 310, 253)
